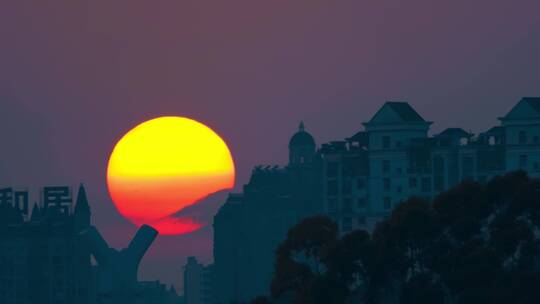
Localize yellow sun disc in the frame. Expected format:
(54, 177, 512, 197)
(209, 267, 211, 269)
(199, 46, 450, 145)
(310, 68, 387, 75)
(107, 116, 235, 235)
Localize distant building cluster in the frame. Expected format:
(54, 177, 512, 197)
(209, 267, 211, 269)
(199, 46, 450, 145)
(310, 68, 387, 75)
(321, 97, 540, 232)
(0, 185, 180, 304)
(183, 97, 540, 304)
(4, 97, 540, 304)
(0, 186, 93, 304)
(182, 257, 213, 304)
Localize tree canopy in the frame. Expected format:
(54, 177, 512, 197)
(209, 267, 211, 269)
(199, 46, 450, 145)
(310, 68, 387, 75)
(256, 171, 540, 304)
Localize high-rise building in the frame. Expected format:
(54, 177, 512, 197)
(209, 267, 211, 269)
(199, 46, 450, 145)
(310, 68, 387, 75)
(321, 97, 540, 232)
(183, 257, 203, 304)
(211, 97, 540, 303)
(182, 257, 213, 304)
(138, 280, 180, 304)
(212, 123, 323, 304)
(0, 185, 93, 304)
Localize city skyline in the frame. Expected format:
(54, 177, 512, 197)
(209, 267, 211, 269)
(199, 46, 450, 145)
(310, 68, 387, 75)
(3, 96, 538, 297)
(2, 1, 540, 292)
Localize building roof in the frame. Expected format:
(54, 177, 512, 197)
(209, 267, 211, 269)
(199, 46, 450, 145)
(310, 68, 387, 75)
(30, 203, 41, 221)
(524, 97, 540, 113)
(74, 184, 90, 214)
(500, 97, 540, 121)
(367, 101, 428, 125)
(388, 102, 426, 122)
(437, 128, 471, 138)
(289, 121, 315, 147)
(485, 126, 504, 135)
(346, 131, 368, 143)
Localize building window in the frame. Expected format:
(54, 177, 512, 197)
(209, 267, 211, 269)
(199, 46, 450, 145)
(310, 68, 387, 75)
(358, 216, 366, 226)
(395, 141, 402, 148)
(327, 199, 337, 212)
(383, 160, 391, 174)
(357, 178, 366, 189)
(383, 178, 391, 191)
(397, 186, 402, 193)
(462, 156, 474, 180)
(327, 180, 338, 195)
(421, 177, 431, 193)
(396, 167, 402, 175)
(383, 197, 391, 210)
(343, 179, 352, 195)
(409, 177, 417, 188)
(382, 136, 391, 149)
(342, 198, 352, 212)
(342, 217, 352, 232)
(519, 131, 527, 144)
(358, 197, 367, 208)
(535, 162, 539, 171)
(534, 136, 539, 143)
(327, 162, 339, 177)
(519, 155, 528, 169)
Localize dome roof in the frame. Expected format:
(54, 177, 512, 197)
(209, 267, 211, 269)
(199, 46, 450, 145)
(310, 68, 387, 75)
(289, 122, 315, 148)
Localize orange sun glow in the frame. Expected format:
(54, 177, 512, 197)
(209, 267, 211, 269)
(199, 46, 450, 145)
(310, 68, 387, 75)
(107, 117, 235, 235)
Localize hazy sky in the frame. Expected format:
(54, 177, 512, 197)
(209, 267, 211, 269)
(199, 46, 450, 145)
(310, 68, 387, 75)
(1, 1, 540, 291)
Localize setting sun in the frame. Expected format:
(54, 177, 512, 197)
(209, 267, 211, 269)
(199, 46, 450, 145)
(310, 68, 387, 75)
(107, 117, 235, 235)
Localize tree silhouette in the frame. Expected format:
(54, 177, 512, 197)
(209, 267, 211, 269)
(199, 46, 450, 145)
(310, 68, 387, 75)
(271, 216, 338, 304)
(259, 171, 540, 304)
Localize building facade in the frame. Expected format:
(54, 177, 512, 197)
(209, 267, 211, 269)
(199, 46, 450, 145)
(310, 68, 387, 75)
(212, 123, 323, 304)
(0, 185, 93, 304)
(321, 97, 540, 233)
(183, 256, 213, 304)
(210, 97, 540, 303)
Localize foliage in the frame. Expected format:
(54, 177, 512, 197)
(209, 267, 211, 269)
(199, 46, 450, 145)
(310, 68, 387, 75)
(260, 171, 540, 304)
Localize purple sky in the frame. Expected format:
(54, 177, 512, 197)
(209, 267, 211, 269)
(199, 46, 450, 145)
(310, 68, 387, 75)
(1, 1, 540, 291)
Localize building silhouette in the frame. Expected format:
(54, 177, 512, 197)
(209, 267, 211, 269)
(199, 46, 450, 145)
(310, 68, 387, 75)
(210, 97, 540, 303)
(182, 257, 213, 304)
(138, 280, 180, 304)
(0, 185, 93, 304)
(321, 97, 540, 232)
(0, 185, 181, 304)
(212, 122, 323, 303)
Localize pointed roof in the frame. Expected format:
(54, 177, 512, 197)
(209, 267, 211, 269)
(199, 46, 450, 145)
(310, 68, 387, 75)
(366, 101, 428, 125)
(521, 97, 540, 113)
(437, 128, 472, 138)
(30, 203, 41, 221)
(346, 131, 368, 144)
(485, 126, 504, 135)
(74, 184, 90, 214)
(500, 97, 540, 121)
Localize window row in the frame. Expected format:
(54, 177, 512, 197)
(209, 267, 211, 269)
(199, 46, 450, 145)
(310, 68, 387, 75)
(341, 216, 367, 232)
(327, 178, 367, 195)
(328, 177, 432, 195)
(518, 131, 540, 145)
(327, 198, 368, 211)
(383, 177, 431, 192)
(382, 136, 403, 149)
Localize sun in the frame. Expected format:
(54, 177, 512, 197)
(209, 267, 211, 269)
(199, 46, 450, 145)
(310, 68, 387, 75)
(107, 117, 235, 235)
